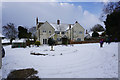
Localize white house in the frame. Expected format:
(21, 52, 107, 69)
(36, 18, 85, 44)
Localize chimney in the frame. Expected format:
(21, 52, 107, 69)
(69, 24, 71, 29)
(75, 21, 78, 23)
(57, 19, 60, 25)
(86, 30, 88, 34)
(36, 17, 38, 25)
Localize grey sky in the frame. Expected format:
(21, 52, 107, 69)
(2, 2, 104, 31)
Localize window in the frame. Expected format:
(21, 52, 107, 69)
(79, 31, 82, 34)
(55, 31, 60, 34)
(43, 30, 46, 33)
(49, 31, 51, 33)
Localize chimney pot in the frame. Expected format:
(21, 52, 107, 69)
(86, 30, 88, 34)
(36, 17, 38, 25)
(57, 20, 60, 25)
(75, 21, 78, 23)
(69, 24, 71, 29)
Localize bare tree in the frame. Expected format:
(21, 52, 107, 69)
(29, 26, 37, 41)
(90, 24, 105, 32)
(2, 23, 17, 43)
(100, 1, 120, 21)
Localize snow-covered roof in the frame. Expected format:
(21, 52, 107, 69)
(12, 39, 26, 43)
(49, 23, 70, 31)
(38, 21, 83, 31)
(49, 33, 55, 38)
(66, 24, 74, 31)
(0, 33, 4, 37)
(84, 34, 91, 38)
(2, 39, 10, 43)
(98, 31, 104, 35)
(89, 31, 104, 36)
(49, 23, 74, 31)
(89, 32, 93, 36)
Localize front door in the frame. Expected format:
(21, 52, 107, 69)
(43, 39, 47, 44)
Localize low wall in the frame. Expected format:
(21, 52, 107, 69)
(70, 41, 100, 44)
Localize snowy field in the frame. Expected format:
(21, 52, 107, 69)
(2, 43, 118, 78)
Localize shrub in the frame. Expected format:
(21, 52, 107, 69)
(35, 41, 40, 47)
(101, 32, 106, 37)
(48, 38, 55, 46)
(26, 39, 31, 47)
(62, 37, 68, 45)
(92, 31, 99, 37)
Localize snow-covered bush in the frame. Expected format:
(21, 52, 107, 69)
(92, 31, 99, 37)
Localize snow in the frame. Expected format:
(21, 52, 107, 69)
(12, 39, 26, 43)
(49, 33, 55, 38)
(2, 39, 10, 44)
(2, 43, 118, 78)
(89, 31, 104, 36)
(98, 31, 104, 35)
(2, 39, 26, 43)
(50, 23, 71, 31)
(0, 33, 4, 37)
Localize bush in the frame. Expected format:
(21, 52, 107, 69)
(48, 38, 55, 46)
(62, 38, 68, 45)
(35, 41, 40, 47)
(92, 31, 99, 37)
(26, 39, 30, 47)
(101, 32, 106, 37)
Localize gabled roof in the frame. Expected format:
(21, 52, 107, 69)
(37, 22, 45, 29)
(72, 22, 85, 30)
(49, 23, 70, 31)
(49, 33, 55, 38)
(38, 21, 84, 31)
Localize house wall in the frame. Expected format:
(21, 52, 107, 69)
(36, 21, 85, 44)
(37, 22, 55, 44)
(71, 23, 85, 41)
(0, 38, 2, 69)
(66, 29, 72, 40)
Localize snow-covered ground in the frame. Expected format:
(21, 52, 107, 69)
(2, 43, 118, 78)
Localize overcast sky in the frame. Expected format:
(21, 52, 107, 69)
(2, 2, 105, 31)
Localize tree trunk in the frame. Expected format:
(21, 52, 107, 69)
(10, 39, 13, 44)
(50, 46, 54, 51)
